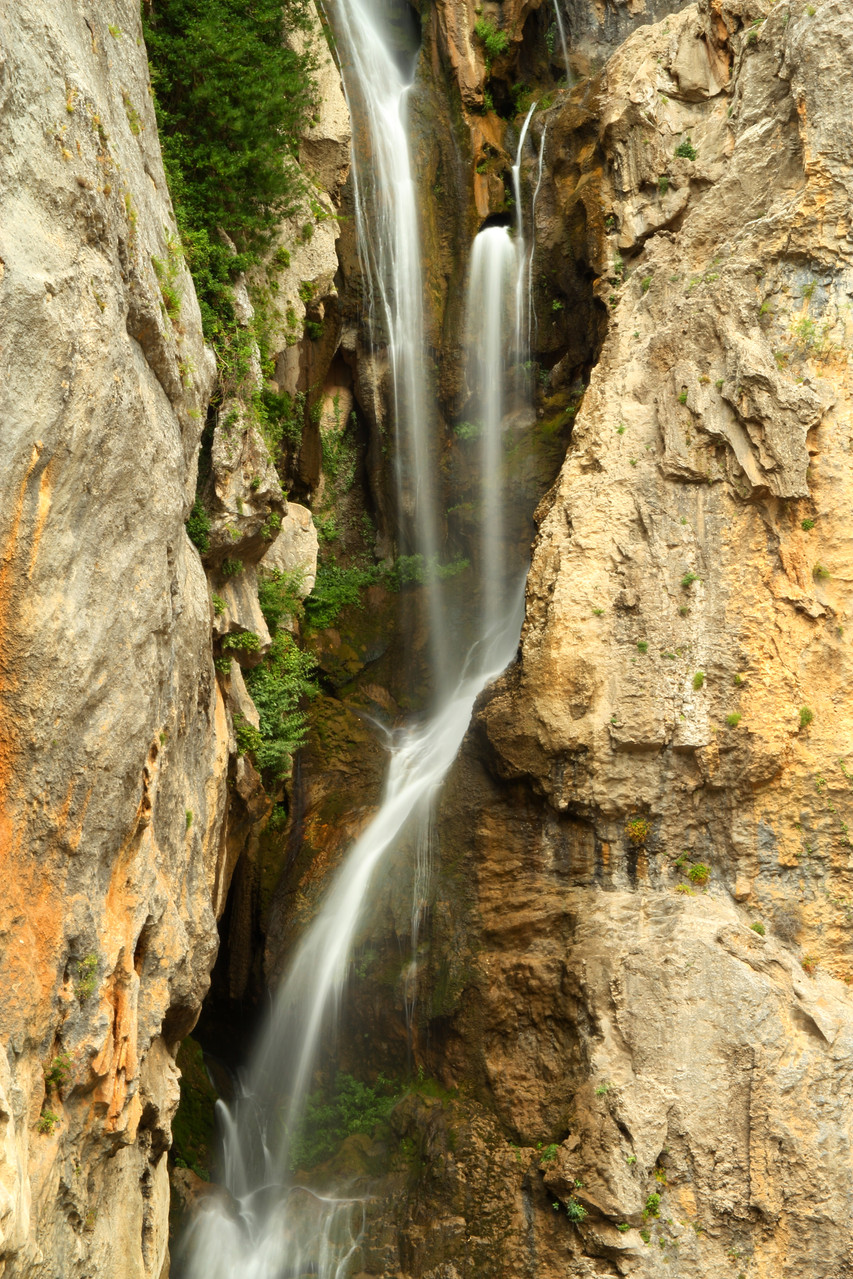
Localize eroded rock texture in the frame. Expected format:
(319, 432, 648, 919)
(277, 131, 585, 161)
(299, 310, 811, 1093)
(0, 4, 229, 1274)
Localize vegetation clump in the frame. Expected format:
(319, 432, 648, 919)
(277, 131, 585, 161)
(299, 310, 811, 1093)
(290, 1073, 399, 1170)
(474, 17, 510, 65)
(243, 632, 317, 777)
(625, 817, 651, 846)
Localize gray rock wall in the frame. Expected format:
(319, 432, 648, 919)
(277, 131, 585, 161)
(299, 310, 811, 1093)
(0, 3, 229, 1274)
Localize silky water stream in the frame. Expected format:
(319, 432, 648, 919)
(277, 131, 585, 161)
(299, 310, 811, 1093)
(183, 2, 543, 1274)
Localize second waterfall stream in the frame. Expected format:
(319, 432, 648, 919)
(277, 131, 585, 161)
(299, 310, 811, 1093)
(184, 0, 542, 1274)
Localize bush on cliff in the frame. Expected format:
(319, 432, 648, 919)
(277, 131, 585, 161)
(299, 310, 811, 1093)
(143, 0, 317, 345)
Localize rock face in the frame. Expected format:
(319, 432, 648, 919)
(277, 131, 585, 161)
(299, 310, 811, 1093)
(0, 3, 230, 1275)
(403, 0, 853, 1275)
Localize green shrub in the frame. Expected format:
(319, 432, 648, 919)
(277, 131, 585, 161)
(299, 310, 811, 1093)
(725, 712, 742, 728)
(625, 817, 651, 846)
(751, 921, 765, 936)
(641, 276, 652, 294)
(799, 706, 814, 730)
(304, 561, 378, 629)
(38, 1110, 60, 1135)
(474, 17, 510, 63)
(692, 671, 705, 690)
(221, 558, 244, 577)
(185, 809, 193, 829)
(143, 0, 316, 253)
(681, 570, 700, 588)
(222, 630, 261, 652)
(644, 1192, 661, 1219)
(566, 1198, 588, 1224)
(186, 497, 211, 553)
(637, 640, 649, 654)
(244, 631, 317, 776)
(616, 1222, 631, 1233)
(688, 862, 710, 886)
(813, 563, 830, 581)
(658, 174, 670, 195)
(44, 1053, 71, 1091)
(801, 518, 815, 531)
(74, 954, 99, 1002)
(233, 713, 263, 758)
(258, 569, 304, 631)
(675, 138, 697, 160)
(290, 1073, 399, 1170)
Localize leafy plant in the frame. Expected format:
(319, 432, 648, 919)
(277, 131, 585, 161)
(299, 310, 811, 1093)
(725, 712, 742, 728)
(641, 276, 652, 294)
(212, 593, 226, 616)
(258, 569, 304, 631)
(625, 817, 651, 846)
(244, 631, 317, 776)
(688, 863, 710, 886)
(540, 1143, 559, 1164)
(45, 1053, 71, 1091)
(222, 630, 261, 652)
(799, 706, 814, 730)
(675, 138, 697, 160)
(813, 563, 830, 581)
(186, 497, 211, 553)
(290, 1073, 399, 1170)
(616, 1223, 631, 1233)
(692, 671, 705, 690)
(185, 809, 193, 829)
(143, 0, 316, 254)
(751, 922, 765, 936)
(38, 1110, 60, 1135)
(74, 955, 99, 1002)
(221, 558, 244, 577)
(681, 570, 700, 589)
(644, 1192, 661, 1219)
(637, 640, 649, 654)
(801, 517, 815, 531)
(658, 174, 670, 195)
(304, 561, 378, 629)
(566, 1198, 588, 1224)
(474, 17, 510, 64)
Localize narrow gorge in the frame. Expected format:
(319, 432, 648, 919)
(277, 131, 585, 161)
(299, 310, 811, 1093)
(2, 1, 852, 1277)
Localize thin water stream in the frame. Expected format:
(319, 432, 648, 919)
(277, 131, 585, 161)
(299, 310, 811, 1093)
(183, 0, 545, 1272)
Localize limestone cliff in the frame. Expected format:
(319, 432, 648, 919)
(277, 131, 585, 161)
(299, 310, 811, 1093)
(0, 2, 230, 1274)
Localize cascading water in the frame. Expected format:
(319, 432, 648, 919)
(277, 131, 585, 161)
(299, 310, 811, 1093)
(182, 2, 541, 1275)
(466, 228, 519, 636)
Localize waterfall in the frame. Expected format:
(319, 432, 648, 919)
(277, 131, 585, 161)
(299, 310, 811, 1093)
(552, 0, 570, 77)
(330, 0, 449, 691)
(182, 0, 536, 1274)
(466, 228, 518, 636)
